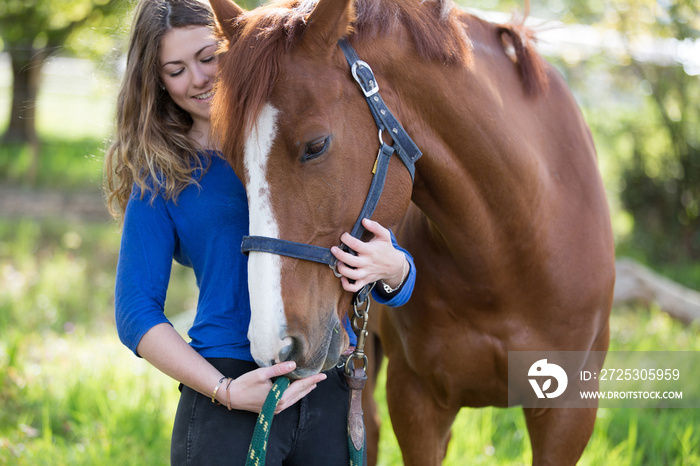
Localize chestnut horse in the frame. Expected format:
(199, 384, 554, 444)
(209, 0, 615, 464)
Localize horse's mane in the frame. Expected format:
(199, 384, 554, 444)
(497, 22, 549, 97)
(211, 0, 544, 162)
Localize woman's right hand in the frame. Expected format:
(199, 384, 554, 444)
(136, 324, 324, 415)
(226, 361, 327, 414)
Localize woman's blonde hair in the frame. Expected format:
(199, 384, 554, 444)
(104, 0, 214, 220)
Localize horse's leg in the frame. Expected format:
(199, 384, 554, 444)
(385, 355, 458, 466)
(524, 324, 608, 465)
(523, 406, 597, 466)
(362, 332, 383, 466)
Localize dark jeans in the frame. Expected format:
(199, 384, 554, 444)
(171, 358, 359, 465)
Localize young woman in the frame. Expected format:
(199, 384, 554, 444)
(104, 0, 416, 464)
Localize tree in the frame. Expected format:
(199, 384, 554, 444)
(617, 0, 700, 262)
(565, 0, 700, 263)
(0, 0, 123, 180)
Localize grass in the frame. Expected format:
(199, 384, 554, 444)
(0, 332, 176, 465)
(0, 137, 107, 190)
(0, 217, 195, 466)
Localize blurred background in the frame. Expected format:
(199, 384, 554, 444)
(1, 0, 698, 464)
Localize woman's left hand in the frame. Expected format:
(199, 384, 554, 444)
(331, 218, 407, 293)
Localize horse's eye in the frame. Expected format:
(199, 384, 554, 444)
(301, 136, 330, 162)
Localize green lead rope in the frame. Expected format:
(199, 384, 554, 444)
(245, 375, 364, 466)
(246, 376, 290, 466)
(348, 436, 364, 466)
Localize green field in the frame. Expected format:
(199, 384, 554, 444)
(2, 57, 699, 465)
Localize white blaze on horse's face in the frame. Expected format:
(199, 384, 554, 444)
(243, 103, 293, 367)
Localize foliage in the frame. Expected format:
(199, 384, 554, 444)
(0, 218, 197, 336)
(0, 332, 176, 466)
(0, 215, 193, 465)
(0, 138, 106, 189)
(0, 0, 124, 148)
(0, 0, 123, 61)
(617, 61, 700, 263)
(3, 0, 695, 261)
(571, 0, 700, 264)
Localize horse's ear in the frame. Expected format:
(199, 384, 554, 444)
(301, 0, 354, 56)
(210, 0, 244, 39)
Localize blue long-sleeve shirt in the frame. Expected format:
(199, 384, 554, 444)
(115, 153, 415, 361)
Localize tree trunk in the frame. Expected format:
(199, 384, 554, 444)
(2, 47, 46, 184)
(614, 257, 700, 324)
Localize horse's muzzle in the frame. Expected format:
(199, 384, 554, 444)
(285, 319, 345, 379)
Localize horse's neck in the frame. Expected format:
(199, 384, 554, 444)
(410, 133, 544, 262)
(402, 80, 544, 248)
(380, 18, 550, 256)
(370, 11, 612, 306)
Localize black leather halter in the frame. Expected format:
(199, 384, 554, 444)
(241, 38, 422, 303)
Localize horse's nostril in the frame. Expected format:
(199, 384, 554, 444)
(278, 342, 293, 362)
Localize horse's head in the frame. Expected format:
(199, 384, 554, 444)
(210, 0, 413, 377)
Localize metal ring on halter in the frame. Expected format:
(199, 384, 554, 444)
(329, 258, 343, 278)
(329, 242, 354, 278)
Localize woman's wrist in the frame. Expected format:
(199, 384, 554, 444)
(211, 376, 227, 403)
(380, 254, 408, 293)
(213, 375, 235, 410)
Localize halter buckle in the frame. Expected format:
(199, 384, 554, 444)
(351, 60, 379, 97)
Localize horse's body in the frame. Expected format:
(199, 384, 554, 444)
(210, 0, 615, 464)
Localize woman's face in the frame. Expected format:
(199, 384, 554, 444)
(159, 26, 218, 132)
